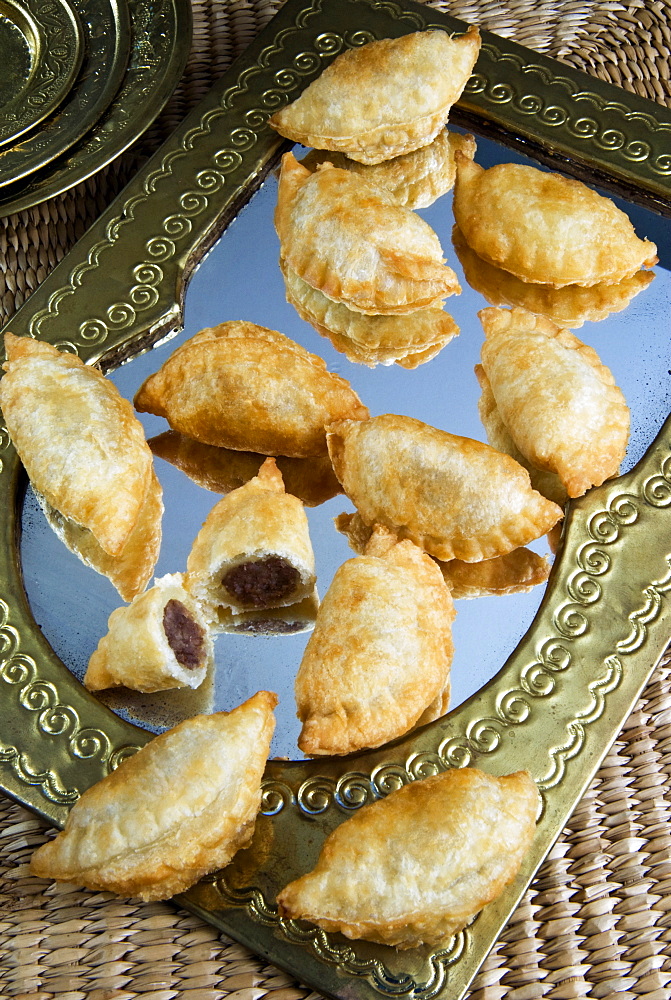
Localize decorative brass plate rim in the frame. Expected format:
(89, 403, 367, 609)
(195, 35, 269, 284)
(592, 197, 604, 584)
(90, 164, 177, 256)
(0, 0, 84, 147)
(1, 1, 671, 999)
(0, 0, 192, 217)
(0, 0, 131, 190)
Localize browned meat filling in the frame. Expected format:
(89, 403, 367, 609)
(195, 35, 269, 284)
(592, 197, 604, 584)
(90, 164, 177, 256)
(222, 556, 301, 608)
(163, 599, 206, 670)
(232, 617, 304, 635)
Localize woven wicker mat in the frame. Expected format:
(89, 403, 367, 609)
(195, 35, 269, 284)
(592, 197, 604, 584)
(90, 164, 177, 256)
(2, 1, 671, 997)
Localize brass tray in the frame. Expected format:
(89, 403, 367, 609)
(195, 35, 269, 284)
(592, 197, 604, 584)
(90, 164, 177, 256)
(0, 0, 191, 216)
(0, 0, 131, 189)
(2, 1, 671, 998)
(0, 0, 84, 147)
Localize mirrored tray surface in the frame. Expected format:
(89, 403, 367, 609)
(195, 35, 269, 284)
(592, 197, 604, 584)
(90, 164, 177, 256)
(2, 2, 671, 999)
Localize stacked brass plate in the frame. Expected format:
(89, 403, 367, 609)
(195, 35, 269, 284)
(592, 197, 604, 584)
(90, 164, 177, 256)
(0, 0, 192, 214)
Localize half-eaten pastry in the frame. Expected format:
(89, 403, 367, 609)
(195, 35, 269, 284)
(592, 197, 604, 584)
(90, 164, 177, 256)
(30, 690, 277, 901)
(184, 458, 317, 627)
(84, 573, 214, 693)
(277, 766, 539, 948)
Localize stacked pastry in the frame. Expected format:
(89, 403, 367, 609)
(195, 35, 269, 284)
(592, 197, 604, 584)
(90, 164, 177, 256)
(452, 155, 657, 327)
(269, 27, 483, 367)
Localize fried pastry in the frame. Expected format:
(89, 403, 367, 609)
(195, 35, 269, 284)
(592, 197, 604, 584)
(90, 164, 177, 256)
(30, 691, 277, 901)
(452, 225, 655, 328)
(0, 332, 162, 600)
(281, 258, 458, 368)
(134, 320, 368, 457)
(335, 511, 550, 599)
(149, 430, 342, 506)
(301, 129, 477, 209)
(268, 27, 481, 165)
(275, 152, 460, 315)
(327, 413, 563, 563)
(475, 364, 568, 509)
(295, 525, 455, 755)
(277, 767, 539, 948)
(479, 307, 630, 497)
(453, 156, 657, 287)
(84, 573, 214, 693)
(184, 458, 317, 627)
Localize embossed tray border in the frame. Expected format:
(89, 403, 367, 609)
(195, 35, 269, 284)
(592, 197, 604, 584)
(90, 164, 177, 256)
(1, 1, 671, 998)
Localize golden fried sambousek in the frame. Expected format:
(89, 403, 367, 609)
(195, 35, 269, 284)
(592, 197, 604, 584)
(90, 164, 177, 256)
(479, 307, 630, 498)
(295, 525, 455, 756)
(268, 27, 481, 165)
(277, 767, 539, 948)
(452, 225, 655, 329)
(335, 511, 550, 600)
(281, 258, 458, 369)
(0, 332, 162, 601)
(301, 129, 477, 210)
(84, 572, 214, 693)
(185, 458, 317, 627)
(453, 155, 657, 287)
(275, 152, 460, 315)
(327, 413, 563, 563)
(30, 691, 277, 901)
(134, 320, 368, 457)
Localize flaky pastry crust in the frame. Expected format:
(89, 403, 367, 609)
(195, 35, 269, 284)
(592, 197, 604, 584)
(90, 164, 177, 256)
(84, 573, 214, 693)
(453, 156, 657, 287)
(134, 320, 368, 456)
(30, 691, 277, 901)
(479, 307, 630, 497)
(295, 525, 455, 755)
(268, 28, 480, 164)
(275, 152, 460, 315)
(277, 767, 539, 948)
(185, 458, 317, 626)
(327, 413, 563, 562)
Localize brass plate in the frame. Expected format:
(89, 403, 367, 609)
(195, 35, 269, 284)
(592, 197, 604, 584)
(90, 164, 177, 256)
(0, 0, 131, 189)
(1, 1, 671, 999)
(0, 0, 83, 147)
(0, 0, 191, 216)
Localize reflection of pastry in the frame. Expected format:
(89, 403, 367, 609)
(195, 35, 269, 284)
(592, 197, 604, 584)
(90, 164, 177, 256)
(0, 332, 162, 601)
(295, 525, 455, 755)
(479, 307, 629, 497)
(452, 225, 655, 328)
(300, 130, 477, 209)
(134, 320, 368, 457)
(30, 691, 277, 901)
(148, 430, 342, 507)
(281, 258, 458, 368)
(84, 573, 214, 694)
(268, 27, 481, 165)
(453, 156, 657, 287)
(335, 511, 550, 599)
(277, 767, 539, 948)
(275, 152, 460, 316)
(327, 414, 563, 563)
(185, 458, 317, 627)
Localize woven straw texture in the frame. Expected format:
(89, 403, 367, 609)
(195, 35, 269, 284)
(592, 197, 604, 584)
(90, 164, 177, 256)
(1, 2, 671, 998)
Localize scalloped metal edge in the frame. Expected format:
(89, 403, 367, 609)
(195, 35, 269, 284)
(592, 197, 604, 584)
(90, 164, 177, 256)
(1, 1, 671, 998)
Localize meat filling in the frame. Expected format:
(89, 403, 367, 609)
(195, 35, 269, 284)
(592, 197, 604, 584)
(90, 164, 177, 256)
(222, 556, 301, 608)
(163, 599, 206, 670)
